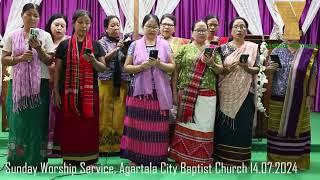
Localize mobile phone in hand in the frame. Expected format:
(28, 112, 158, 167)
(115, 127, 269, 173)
(204, 47, 214, 57)
(84, 48, 92, 55)
(210, 41, 219, 45)
(270, 54, 282, 68)
(29, 28, 39, 39)
(149, 50, 158, 59)
(240, 54, 249, 63)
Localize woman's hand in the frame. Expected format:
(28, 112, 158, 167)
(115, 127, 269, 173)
(149, 57, 160, 67)
(28, 37, 42, 50)
(140, 60, 152, 71)
(223, 61, 239, 74)
(238, 61, 250, 71)
(173, 92, 178, 106)
(265, 61, 279, 74)
(117, 40, 124, 48)
(53, 90, 61, 108)
(202, 55, 214, 66)
(20, 51, 34, 62)
(83, 53, 95, 64)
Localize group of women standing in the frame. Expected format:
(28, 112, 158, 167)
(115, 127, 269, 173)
(1, 3, 317, 171)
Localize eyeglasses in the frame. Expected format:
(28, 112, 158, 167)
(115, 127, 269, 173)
(144, 26, 159, 31)
(232, 25, 246, 30)
(161, 23, 175, 28)
(193, 29, 207, 34)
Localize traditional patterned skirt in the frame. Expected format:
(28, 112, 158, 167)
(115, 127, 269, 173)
(169, 90, 216, 166)
(214, 93, 255, 166)
(55, 92, 99, 166)
(6, 80, 49, 167)
(98, 80, 128, 154)
(267, 96, 311, 170)
(120, 90, 169, 166)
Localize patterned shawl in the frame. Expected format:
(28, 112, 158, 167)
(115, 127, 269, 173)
(218, 41, 258, 119)
(63, 33, 94, 119)
(278, 48, 318, 137)
(12, 28, 41, 112)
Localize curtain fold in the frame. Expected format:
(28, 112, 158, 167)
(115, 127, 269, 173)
(231, 0, 263, 35)
(119, 0, 155, 34)
(154, 0, 180, 19)
(98, 0, 123, 32)
(265, 0, 284, 39)
(301, 0, 320, 34)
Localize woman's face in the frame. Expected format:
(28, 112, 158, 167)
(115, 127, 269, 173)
(50, 18, 67, 40)
(143, 18, 159, 40)
(192, 21, 208, 44)
(22, 8, 40, 29)
(160, 17, 175, 39)
(74, 15, 91, 37)
(231, 19, 247, 40)
(207, 18, 219, 35)
(106, 18, 120, 38)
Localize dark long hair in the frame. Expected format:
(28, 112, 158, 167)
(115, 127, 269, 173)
(229, 17, 249, 30)
(21, 3, 40, 16)
(160, 13, 176, 26)
(72, 10, 92, 34)
(45, 13, 68, 38)
(142, 14, 160, 27)
(204, 15, 219, 24)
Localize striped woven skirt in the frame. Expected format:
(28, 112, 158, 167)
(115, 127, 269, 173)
(267, 96, 311, 170)
(214, 93, 255, 166)
(169, 90, 216, 166)
(120, 90, 169, 166)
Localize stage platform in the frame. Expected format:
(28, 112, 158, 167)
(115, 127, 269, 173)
(0, 109, 319, 179)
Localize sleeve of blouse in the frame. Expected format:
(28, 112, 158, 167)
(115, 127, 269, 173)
(127, 41, 136, 56)
(2, 32, 13, 52)
(94, 42, 106, 58)
(174, 45, 186, 65)
(55, 40, 67, 60)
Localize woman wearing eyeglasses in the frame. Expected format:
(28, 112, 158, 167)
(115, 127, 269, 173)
(120, 14, 175, 166)
(160, 14, 190, 56)
(205, 15, 228, 46)
(159, 13, 190, 144)
(214, 17, 261, 166)
(169, 20, 223, 166)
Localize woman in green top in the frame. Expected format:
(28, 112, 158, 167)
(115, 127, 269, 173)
(169, 20, 223, 166)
